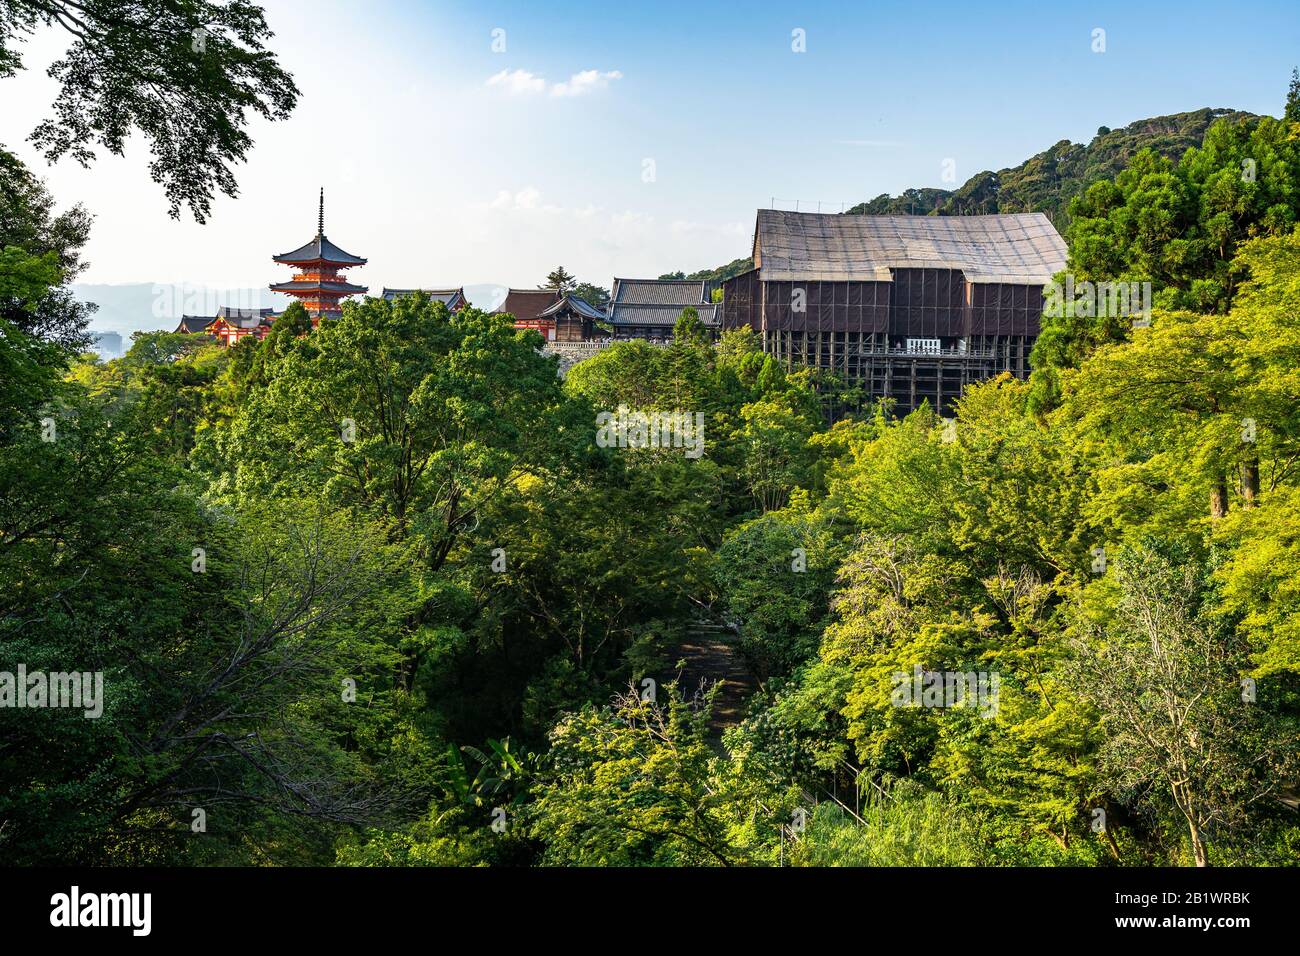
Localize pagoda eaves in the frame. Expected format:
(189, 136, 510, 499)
(272, 233, 367, 267)
(271, 188, 367, 321)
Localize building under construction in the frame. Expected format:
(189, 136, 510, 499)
(721, 210, 1068, 414)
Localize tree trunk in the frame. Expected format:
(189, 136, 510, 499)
(1240, 459, 1260, 508)
(1210, 475, 1229, 519)
(1189, 821, 1209, 867)
(1103, 826, 1121, 862)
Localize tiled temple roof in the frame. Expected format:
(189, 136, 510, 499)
(607, 278, 718, 327)
(752, 210, 1068, 284)
(381, 287, 466, 309)
(493, 289, 560, 322)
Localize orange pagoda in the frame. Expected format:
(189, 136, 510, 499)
(270, 189, 367, 321)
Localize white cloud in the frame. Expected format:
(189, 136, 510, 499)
(488, 186, 543, 210)
(485, 68, 622, 98)
(550, 69, 623, 97)
(485, 68, 546, 96)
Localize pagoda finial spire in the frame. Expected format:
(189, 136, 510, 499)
(272, 188, 367, 322)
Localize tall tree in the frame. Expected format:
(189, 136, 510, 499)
(208, 294, 585, 693)
(1069, 544, 1298, 866)
(0, 148, 93, 350)
(572, 281, 608, 306)
(539, 266, 576, 294)
(1, 0, 298, 220)
(528, 686, 743, 866)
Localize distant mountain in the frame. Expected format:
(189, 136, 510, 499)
(679, 108, 1260, 281)
(663, 259, 755, 284)
(846, 108, 1258, 222)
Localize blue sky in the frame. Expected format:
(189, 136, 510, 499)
(2, 0, 1297, 303)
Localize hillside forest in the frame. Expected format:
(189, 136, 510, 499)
(4, 51, 1300, 865)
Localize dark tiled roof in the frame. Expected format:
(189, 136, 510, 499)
(607, 278, 719, 327)
(539, 294, 606, 321)
(175, 315, 214, 333)
(177, 308, 279, 333)
(269, 280, 368, 294)
(272, 233, 367, 266)
(608, 302, 720, 328)
(752, 210, 1067, 284)
(381, 287, 466, 309)
(214, 313, 275, 330)
(494, 289, 560, 322)
(611, 278, 717, 307)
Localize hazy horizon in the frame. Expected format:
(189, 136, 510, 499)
(73, 281, 517, 338)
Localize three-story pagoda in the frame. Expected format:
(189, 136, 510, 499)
(270, 189, 367, 321)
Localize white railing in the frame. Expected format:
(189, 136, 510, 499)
(541, 342, 615, 358)
(848, 346, 998, 358)
(540, 338, 673, 357)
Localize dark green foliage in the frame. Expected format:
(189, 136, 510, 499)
(847, 186, 956, 217)
(1, 0, 299, 221)
(714, 510, 841, 680)
(539, 266, 576, 293)
(6, 73, 1300, 870)
(0, 147, 93, 351)
(1030, 85, 1300, 410)
(845, 108, 1257, 225)
(572, 281, 609, 307)
(660, 257, 756, 283)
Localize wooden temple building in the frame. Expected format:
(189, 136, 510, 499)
(269, 189, 367, 321)
(494, 289, 606, 342)
(493, 279, 720, 343)
(720, 210, 1067, 413)
(381, 287, 467, 311)
(173, 306, 276, 346)
(607, 278, 719, 340)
